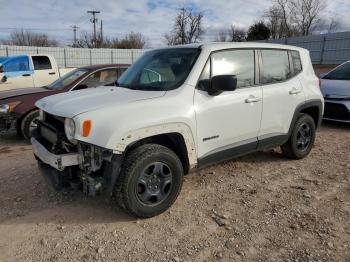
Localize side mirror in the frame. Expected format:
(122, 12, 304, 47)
(208, 75, 237, 96)
(74, 84, 88, 90)
(0, 65, 4, 73)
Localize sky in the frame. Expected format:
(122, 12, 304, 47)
(0, 0, 350, 47)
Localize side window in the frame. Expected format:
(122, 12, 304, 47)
(261, 50, 290, 84)
(140, 68, 162, 84)
(211, 49, 255, 88)
(291, 50, 302, 75)
(3, 56, 30, 72)
(80, 69, 120, 88)
(32, 56, 52, 70)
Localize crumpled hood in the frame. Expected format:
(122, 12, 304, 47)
(0, 87, 48, 100)
(36, 86, 166, 118)
(320, 79, 350, 98)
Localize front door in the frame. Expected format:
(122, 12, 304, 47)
(194, 49, 263, 161)
(0, 56, 34, 91)
(32, 56, 57, 87)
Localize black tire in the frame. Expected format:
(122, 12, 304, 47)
(20, 110, 39, 139)
(114, 144, 183, 218)
(281, 113, 316, 159)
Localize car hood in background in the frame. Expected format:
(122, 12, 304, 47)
(36, 86, 166, 118)
(320, 79, 350, 98)
(0, 87, 49, 100)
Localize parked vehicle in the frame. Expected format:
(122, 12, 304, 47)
(0, 64, 129, 138)
(0, 55, 75, 91)
(320, 61, 350, 123)
(31, 43, 324, 218)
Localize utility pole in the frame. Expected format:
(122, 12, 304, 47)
(100, 20, 103, 47)
(87, 10, 100, 48)
(71, 25, 79, 47)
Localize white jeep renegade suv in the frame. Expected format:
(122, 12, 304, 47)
(31, 43, 324, 218)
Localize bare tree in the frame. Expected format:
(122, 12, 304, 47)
(290, 0, 326, 35)
(2, 29, 59, 46)
(165, 7, 204, 45)
(76, 31, 146, 49)
(215, 25, 246, 42)
(264, 0, 326, 38)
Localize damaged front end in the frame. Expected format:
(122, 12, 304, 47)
(31, 112, 123, 197)
(0, 112, 17, 131)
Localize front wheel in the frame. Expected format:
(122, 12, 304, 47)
(20, 110, 39, 139)
(281, 113, 316, 159)
(114, 144, 183, 218)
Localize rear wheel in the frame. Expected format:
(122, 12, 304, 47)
(20, 110, 39, 139)
(114, 144, 183, 218)
(281, 114, 316, 159)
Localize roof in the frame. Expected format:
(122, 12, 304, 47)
(159, 42, 308, 53)
(80, 63, 130, 70)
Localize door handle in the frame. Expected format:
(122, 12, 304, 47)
(48, 72, 56, 75)
(22, 74, 31, 77)
(245, 96, 261, 103)
(289, 88, 301, 95)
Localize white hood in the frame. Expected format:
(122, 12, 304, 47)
(36, 86, 166, 118)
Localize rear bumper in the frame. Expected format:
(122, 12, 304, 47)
(31, 137, 81, 171)
(323, 100, 350, 123)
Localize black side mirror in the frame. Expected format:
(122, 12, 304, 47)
(208, 75, 237, 96)
(74, 84, 88, 90)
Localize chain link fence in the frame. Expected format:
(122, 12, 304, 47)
(0, 45, 147, 68)
(261, 31, 350, 65)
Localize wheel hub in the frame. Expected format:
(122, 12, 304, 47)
(136, 162, 173, 205)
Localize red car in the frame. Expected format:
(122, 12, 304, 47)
(0, 64, 129, 138)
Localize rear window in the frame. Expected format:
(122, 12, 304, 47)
(32, 56, 52, 70)
(261, 49, 291, 84)
(291, 51, 302, 75)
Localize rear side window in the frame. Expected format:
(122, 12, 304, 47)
(291, 51, 302, 75)
(32, 56, 52, 70)
(211, 49, 255, 88)
(261, 50, 290, 84)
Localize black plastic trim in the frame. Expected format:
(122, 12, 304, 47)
(197, 99, 323, 168)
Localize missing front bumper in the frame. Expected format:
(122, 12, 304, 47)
(31, 137, 81, 171)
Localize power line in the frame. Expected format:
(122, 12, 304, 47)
(87, 10, 100, 48)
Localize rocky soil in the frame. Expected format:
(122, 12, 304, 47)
(0, 122, 349, 262)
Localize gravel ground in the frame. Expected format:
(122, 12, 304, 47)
(0, 122, 349, 262)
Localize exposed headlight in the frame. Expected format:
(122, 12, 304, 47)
(64, 118, 76, 143)
(0, 101, 21, 113)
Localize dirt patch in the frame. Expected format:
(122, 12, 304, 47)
(0, 123, 349, 262)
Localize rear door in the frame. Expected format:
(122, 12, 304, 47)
(0, 56, 34, 91)
(32, 56, 57, 87)
(258, 49, 305, 139)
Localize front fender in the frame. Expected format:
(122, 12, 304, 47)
(107, 122, 198, 168)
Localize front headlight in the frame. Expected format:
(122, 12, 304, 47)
(64, 118, 76, 143)
(0, 101, 21, 113)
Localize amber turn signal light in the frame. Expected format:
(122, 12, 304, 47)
(82, 120, 92, 137)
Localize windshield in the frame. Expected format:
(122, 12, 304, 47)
(323, 62, 350, 81)
(47, 68, 89, 90)
(116, 48, 200, 91)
